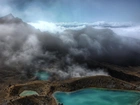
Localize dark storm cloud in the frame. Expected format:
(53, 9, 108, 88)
(0, 14, 140, 79)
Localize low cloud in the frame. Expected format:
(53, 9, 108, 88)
(0, 15, 140, 79)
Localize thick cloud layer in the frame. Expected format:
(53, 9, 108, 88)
(0, 15, 140, 79)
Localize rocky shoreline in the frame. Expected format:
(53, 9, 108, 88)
(0, 63, 140, 105)
(1, 75, 139, 105)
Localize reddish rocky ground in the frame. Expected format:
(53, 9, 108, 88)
(1, 64, 140, 105)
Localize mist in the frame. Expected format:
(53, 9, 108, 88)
(0, 14, 140, 80)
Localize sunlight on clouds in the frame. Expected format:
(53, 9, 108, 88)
(28, 21, 64, 33)
(28, 21, 140, 39)
(111, 26, 140, 39)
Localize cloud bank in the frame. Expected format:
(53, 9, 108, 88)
(0, 15, 140, 80)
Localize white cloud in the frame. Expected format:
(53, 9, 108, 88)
(111, 26, 140, 39)
(29, 21, 140, 40)
(28, 21, 64, 33)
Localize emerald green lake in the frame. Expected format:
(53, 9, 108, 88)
(19, 90, 39, 97)
(35, 71, 49, 80)
(54, 88, 140, 105)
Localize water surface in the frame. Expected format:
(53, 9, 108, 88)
(35, 71, 49, 80)
(54, 88, 140, 105)
(20, 90, 39, 97)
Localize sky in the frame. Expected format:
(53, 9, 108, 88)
(0, 0, 140, 23)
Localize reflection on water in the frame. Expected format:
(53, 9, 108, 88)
(54, 88, 140, 105)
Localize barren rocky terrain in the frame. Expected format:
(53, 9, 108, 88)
(1, 63, 140, 105)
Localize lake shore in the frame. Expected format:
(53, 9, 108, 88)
(5, 75, 140, 105)
(1, 64, 140, 105)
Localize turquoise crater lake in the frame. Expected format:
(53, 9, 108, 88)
(54, 88, 140, 105)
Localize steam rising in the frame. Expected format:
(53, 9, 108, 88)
(0, 14, 140, 79)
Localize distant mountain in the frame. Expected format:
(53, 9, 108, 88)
(0, 14, 38, 34)
(0, 13, 24, 24)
